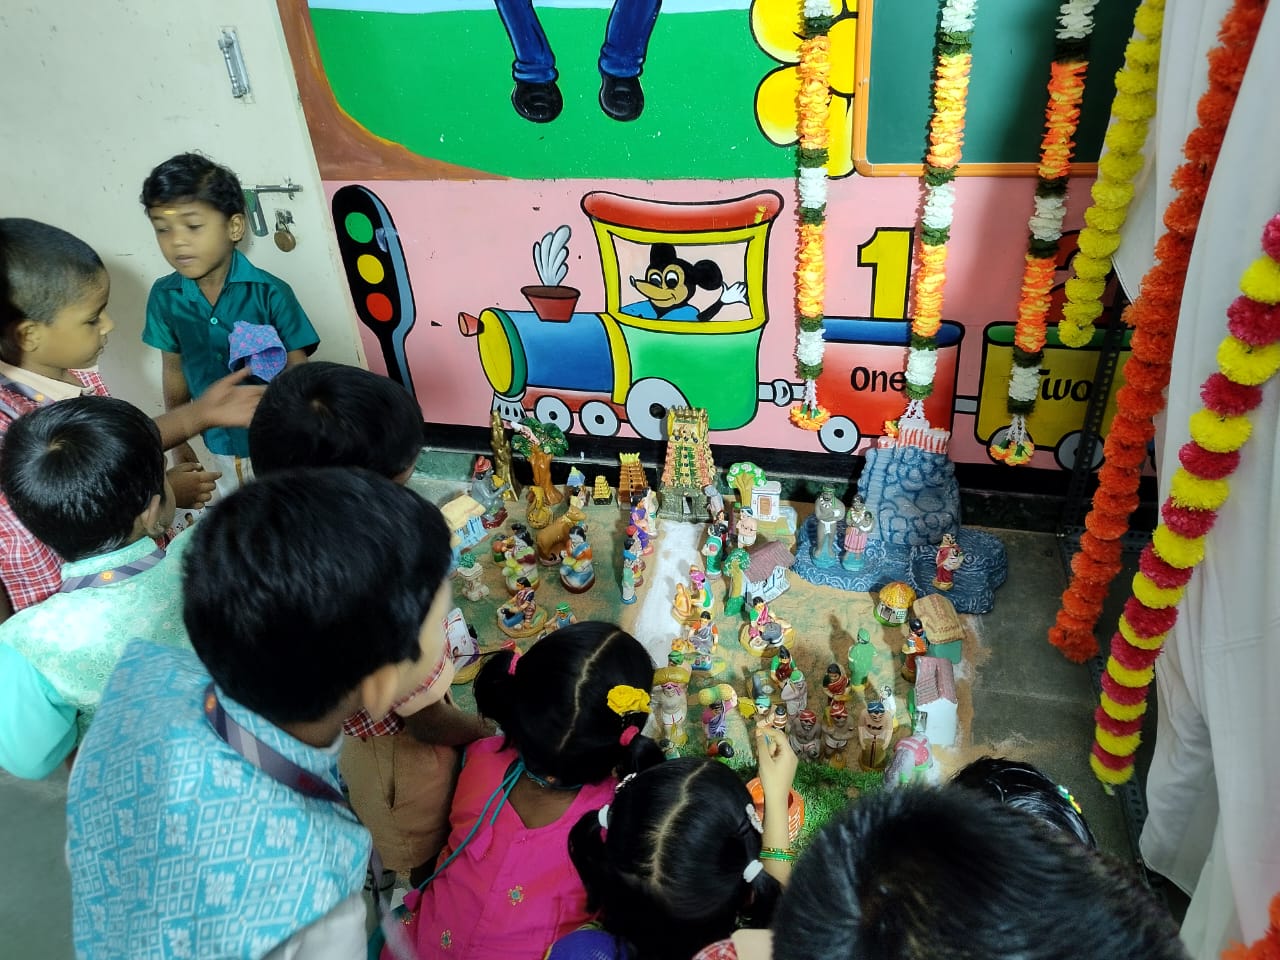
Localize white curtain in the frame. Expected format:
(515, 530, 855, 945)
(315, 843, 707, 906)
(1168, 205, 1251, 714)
(1110, 2, 1280, 956)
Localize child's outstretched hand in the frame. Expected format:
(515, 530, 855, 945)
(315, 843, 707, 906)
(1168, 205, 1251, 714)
(168, 462, 221, 509)
(193, 367, 267, 430)
(755, 721, 798, 802)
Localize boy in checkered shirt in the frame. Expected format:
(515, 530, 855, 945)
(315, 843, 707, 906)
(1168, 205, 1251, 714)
(0, 218, 260, 618)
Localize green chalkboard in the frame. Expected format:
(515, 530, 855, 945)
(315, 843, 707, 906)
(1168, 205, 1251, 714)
(859, 0, 1142, 171)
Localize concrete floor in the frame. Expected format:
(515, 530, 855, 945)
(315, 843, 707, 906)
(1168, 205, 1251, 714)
(0, 518, 1151, 956)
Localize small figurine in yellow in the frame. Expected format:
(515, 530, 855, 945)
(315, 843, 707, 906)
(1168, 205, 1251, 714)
(652, 658, 692, 747)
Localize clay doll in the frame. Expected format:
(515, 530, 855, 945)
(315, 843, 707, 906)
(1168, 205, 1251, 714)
(701, 520, 728, 578)
(620, 544, 637, 605)
(841, 496, 875, 571)
(780, 668, 807, 718)
(525, 486, 552, 530)
(770, 704, 789, 733)
(884, 714, 938, 790)
(563, 468, 589, 524)
(550, 601, 577, 631)
(536, 515, 575, 565)
(455, 551, 489, 601)
(847, 627, 875, 691)
(822, 700, 855, 767)
(857, 698, 894, 771)
(501, 524, 540, 593)
(497, 576, 547, 638)
(901, 618, 928, 683)
(770, 646, 795, 686)
(703, 483, 725, 525)
(685, 611, 719, 671)
(735, 507, 758, 549)
(622, 527, 645, 586)
(559, 525, 595, 593)
(788, 708, 822, 761)
(700, 693, 730, 742)
(642, 485, 660, 539)
(470, 456, 510, 529)
(811, 484, 845, 568)
(652, 659, 692, 748)
(933, 533, 965, 591)
(629, 494, 653, 555)
(821, 662, 851, 713)
(742, 594, 790, 654)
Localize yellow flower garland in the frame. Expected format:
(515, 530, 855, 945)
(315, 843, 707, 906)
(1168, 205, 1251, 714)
(1059, 1, 1164, 349)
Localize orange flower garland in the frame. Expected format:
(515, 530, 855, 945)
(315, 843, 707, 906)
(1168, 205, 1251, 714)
(1049, 0, 1264, 662)
(903, 0, 978, 419)
(1092, 209, 1280, 785)
(1222, 892, 1280, 960)
(791, 2, 835, 430)
(991, 2, 1096, 467)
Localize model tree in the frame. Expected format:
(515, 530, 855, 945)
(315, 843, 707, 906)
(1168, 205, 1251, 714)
(726, 461, 766, 507)
(510, 417, 569, 506)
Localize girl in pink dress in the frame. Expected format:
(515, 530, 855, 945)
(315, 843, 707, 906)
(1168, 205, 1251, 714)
(548, 724, 797, 960)
(388, 622, 662, 960)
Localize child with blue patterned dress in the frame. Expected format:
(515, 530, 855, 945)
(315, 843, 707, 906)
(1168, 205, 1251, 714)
(0, 395, 190, 779)
(67, 468, 456, 959)
(141, 152, 319, 496)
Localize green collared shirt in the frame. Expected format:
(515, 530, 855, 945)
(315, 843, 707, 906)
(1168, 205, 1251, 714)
(143, 249, 319, 456)
(0, 534, 191, 779)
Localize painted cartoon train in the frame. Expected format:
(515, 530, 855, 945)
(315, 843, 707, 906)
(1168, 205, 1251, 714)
(458, 190, 964, 453)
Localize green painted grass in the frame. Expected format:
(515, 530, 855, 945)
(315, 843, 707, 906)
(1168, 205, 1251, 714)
(309, 8, 792, 179)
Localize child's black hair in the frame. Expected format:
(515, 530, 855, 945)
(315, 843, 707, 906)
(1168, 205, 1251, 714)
(567, 757, 781, 960)
(773, 787, 1188, 960)
(473, 622, 662, 787)
(951, 756, 1096, 848)
(183, 467, 451, 726)
(0, 218, 105, 339)
(249, 361, 424, 480)
(0, 396, 164, 561)
(140, 152, 246, 219)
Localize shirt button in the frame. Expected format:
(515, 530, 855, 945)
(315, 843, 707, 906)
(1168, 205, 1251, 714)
(210, 317, 218, 325)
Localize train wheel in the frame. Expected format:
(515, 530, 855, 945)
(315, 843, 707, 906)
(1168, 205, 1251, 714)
(534, 395, 574, 433)
(580, 400, 620, 437)
(1054, 430, 1103, 472)
(818, 416, 860, 454)
(625, 379, 688, 441)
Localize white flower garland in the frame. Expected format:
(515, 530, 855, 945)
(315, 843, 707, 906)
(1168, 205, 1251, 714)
(1028, 194, 1068, 242)
(921, 181, 956, 231)
(906, 348, 939, 386)
(797, 329, 826, 365)
(798, 166, 829, 209)
(1057, 0, 1100, 39)
(940, 0, 978, 32)
(1009, 363, 1041, 402)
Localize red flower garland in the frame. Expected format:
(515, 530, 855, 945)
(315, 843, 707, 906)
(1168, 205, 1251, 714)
(1092, 210, 1280, 784)
(1048, 0, 1264, 662)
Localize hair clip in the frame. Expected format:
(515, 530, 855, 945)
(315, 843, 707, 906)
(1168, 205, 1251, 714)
(507, 651, 521, 676)
(619, 726, 639, 747)
(742, 860, 764, 883)
(615, 772, 637, 795)
(597, 804, 611, 830)
(607, 685, 651, 717)
(1056, 784, 1083, 815)
(745, 803, 764, 834)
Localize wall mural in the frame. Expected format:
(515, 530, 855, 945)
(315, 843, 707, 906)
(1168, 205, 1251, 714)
(279, 0, 1138, 473)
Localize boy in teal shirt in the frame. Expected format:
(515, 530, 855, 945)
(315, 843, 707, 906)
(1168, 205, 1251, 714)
(141, 152, 319, 495)
(0, 395, 190, 778)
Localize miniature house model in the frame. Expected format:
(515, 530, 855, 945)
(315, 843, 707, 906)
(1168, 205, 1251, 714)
(743, 540, 795, 602)
(911, 656, 958, 747)
(875, 581, 918, 625)
(617, 453, 648, 506)
(441, 494, 487, 562)
(657, 407, 717, 521)
(912, 593, 965, 664)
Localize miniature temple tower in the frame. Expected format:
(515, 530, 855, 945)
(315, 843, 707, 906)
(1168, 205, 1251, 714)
(657, 407, 717, 521)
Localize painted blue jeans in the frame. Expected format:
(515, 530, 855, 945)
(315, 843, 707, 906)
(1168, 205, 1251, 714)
(494, 0, 661, 84)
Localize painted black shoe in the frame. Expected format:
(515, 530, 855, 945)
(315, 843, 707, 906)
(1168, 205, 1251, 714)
(599, 73, 644, 122)
(512, 80, 563, 123)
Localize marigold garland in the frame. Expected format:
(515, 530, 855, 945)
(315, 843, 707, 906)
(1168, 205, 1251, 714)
(790, 0, 835, 430)
(1057, 0, 1165, 349)
(1221, 891, 1280, 960)
(1049, 0, 1262, 663)
(1091, 208, 1280, 786)
(900, 0, 977, 421)
(991, 0, 1098, 466)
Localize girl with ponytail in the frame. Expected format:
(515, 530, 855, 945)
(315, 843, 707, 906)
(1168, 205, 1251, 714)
(550, 724, 798, 960)
(386, 622, 663, 960)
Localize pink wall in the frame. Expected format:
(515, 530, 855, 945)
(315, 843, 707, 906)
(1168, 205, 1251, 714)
(327, 175, 1098, 467)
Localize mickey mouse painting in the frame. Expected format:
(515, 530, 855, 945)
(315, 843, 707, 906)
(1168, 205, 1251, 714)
(622, 242, 748, 321)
